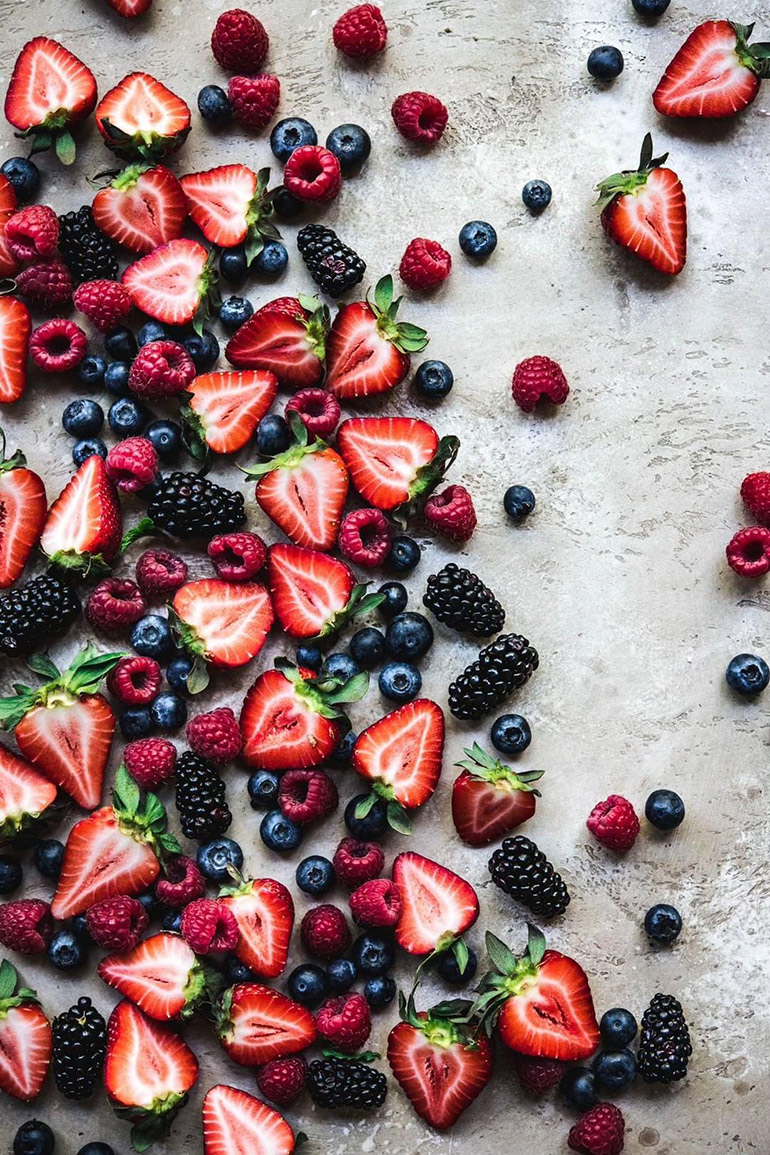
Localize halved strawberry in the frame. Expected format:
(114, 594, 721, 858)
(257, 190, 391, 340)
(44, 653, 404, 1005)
(51, 765, 179, 919)
(0, 296, 31, 404)
(226, 296, 328, 390)
(181, 164, 280, 261)
(0, 960, 51, 1101)
(105, 999, 198, 1150)
(215, 983, 316, 1067)
(106, 0, 153, 15)
(596, 134, 687, 277)
(0, 742, 57, 845)
(267, 543, 382, 640)
(0, 175, 17, 216)
(219, 876, 294, 979)
(123, 238, 215, 329)
(337, 416, 458, 517)
(203, 1084, 296, 1155)
(171, 579, 274, 693)
(96, 72, 191, 159)
(181, 369, 277, 457)
(653, 20, 770, 119)
(40, 452, 122, 574)
(99, 932, 221, 1021)
(4, 37, 97, 164)
(352, 699, 444, 833)
(240, 659, 368, 771)
(0, 436, 46, 587)
(452, 743, 543, 847)
(92, 164, 187, 255)
(326, 275, 428, 400)
(472, 926, 600, 1062)
(0, 216, 21, 278)
(392, 851, 479, 958)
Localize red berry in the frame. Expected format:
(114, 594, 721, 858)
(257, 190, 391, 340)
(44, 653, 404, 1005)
(285, 388, 340, 439)
(228, 74, 281, 130)
(284, 146, 341, 203)
(128, 340, 196, 400)
(424, 483, 477, 542)
(180, 898, 240, 954)
(186, 707, 243, 764)
(332, 4, 388, 58)
(136, 548, 188, 597)
(255, 296, 305, 321)
(16, 259, 72, 309)
(6, 205, 59, 261)
(256, 1056, 307, 1106)
(106, 436, 158, 494)
(726, 525, 770, 578)
(315, 992, 371, 1052)
(349, 878, 402, 928)
(211, 8, 269, 73)
(399, 237, 452, 290)
(155, 854, 206, 909)
(0, 899, 52, 955)
(208, 532, 266, 581)
(512, 355, 569, 412)
(332, 838, 384, 888)
(123, 736, 177, 790)
(29, 318, 87, 372)
(568, 1102, 625, 1155)
(514, 1054, 566, 1096)
(73, 279, 132, 333)
(279, 768, 338, 824)
(586, 794, 640, 853)
(338, 507, 392, 567)
(300, 904, 351, 959)
(107, 655, 162, 706)
(86, 578, 147, 634)
(86, 895, 148, 952)
(741, 472, 770, 526)
(391, 91, 448, 144)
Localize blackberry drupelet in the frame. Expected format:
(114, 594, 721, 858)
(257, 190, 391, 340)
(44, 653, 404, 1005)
(448, 632, 538, 720)
(0, 574, 80, 656)
(637, 993, 692, 1084)
(51, 996, 107, 1100)
(175, 751, 232, 841)
(58, 206, 119, 284)
(423, 563, 505, 637)
(488, 835, 570, 917)
(306, 1056, 388, 1110)
(296, 224, 366, 298)
(147, 472, 246, 540)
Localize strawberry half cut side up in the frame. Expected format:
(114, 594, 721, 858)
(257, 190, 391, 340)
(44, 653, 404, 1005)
(203, 1084, 296, 1155)
(595, 133, 687, 277)
(180, 369, 278, 460)
(452, 743, 543, 847)
(471, 925, 600, 1062)
(0, 741, 58, 846)
(40, 452, 122, 575)
(98, 932, 223, 1021)
(267, 543, 384, 641)
(0, 430, 47, 588)
(215, 982, 317, 1067)
(123, 238, 218, 333)
(225, 294, 328, 390)
(0, 298, 31, 404)
(392, 851, 479, 980)
(96, 72, 192, 161)
(180, 165, 281, 264)
(92, 164, 188, 255)
(218, 875, 294, 979)
(4, 37, 97, 164)
(0, 959, 52, 1101)
(653, 20, 770, 119)
(170, 578, 274, 693)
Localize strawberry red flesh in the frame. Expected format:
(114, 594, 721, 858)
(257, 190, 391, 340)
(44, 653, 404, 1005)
(182, 369, 277, 456)
(0, 742, 57, 843)
(181, 164, 277, 256)
(0, 961, 51, 1102)
(123, 238, 213, 327)
(0, 297, 31, 404)
(92, 164, 187, 255)
(653, 20, 769, 119)
(337, 415, 457, 513)
(96, 72, 191, 159)
(220, 877, 294, 979)
(4, 37, 97, 163)
(40, 452, 122, 572)
(267, 543, 358, 639)
(0, 443, 46, 588)
(98, 932, 211, 1021)
(225, 302, 327, 391)
(392, 850, 479, 956)
(203, 1084, 296, 1155)
(353, 698, 444, 812)
(216, 982, 316, 1066)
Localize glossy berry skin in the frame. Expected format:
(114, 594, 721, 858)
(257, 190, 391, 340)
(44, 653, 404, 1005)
(248, 769, 281, 810)
(182, 330, 219, 371)
(385, 612, 433, 660)
(104, 363, 130, 398)
(600, 1008, 637, 1048)
(34, 839, 65, 880)
(219, 296, 254, 332)
(254, 241, 288, 277)
(130, 615, 174, 659)
(562, 1066, 598, 1110)
(109, 397, 149, 437)
(414, 359, 453, 400)
(327, 730, 356, 769)
(326, 957, 357, 993)
(198, 84, 232, 124)
(459, 220, 497, 258)
(197, 837, 244, 882)
(161, 909, 182, 933)
(593, 1048, 637, 1092)
(48, 927, 87, 970)
(166, 656, 194, 694)
(77, 1146, 114, 1155)
(73, 438, 107, 467)
(325, 124, 371, 171)
(491, 713, 532, 755)
(377, 581, 408, 619)
(119, 708, 153, 740)
(504, 485, 536, 521)
(288, 963, 327, 1007)
(387, 535, 420, 573)
(146, 419, 182, 460)
(63, 399, 104, 438)
(0, 856, 22, 895)
(13, 1122, 55, 1155)
(150, 691, 187, 731)
(296, 644, 323, 672)
(219, 247, 248, 284)
(271, 117, 318, 162)
(105, 326, 138, 361)
(272, 187, 304, 220)
(223, 955, 258, 984)
(322, 652, 360, 682)
(365, 974, 396, 1009)
(345, 794, 388, 839)
(437, 946, 478, 986)
(379, 661, 421, 703)
(644, 903, 682, 944)
(2, 156, 40, 201)
(77, 355, 107, 388)
(261, 809, 304, 852)
(256, 413, 291, 456)
(138, 321, 167, 347)
(296, 855, 335, 896)
(645, 789, 685, 831)
(726, 653, 769, 695)
(587, 45, 624, 79)
(632, 0, 670, 13)
(350, 627, 385, 670)
(350, 933, 394, 976)
(522, 179, 552, 213)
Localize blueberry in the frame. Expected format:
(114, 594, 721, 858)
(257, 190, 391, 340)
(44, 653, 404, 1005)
(323, 958, 356, 994)
(109, 396, 149, 436)
(197, 836, 244, 882)
(0, 855, 22, 895)
(76, 355, 107, 388)
(325, 123, 371, 171)
(104, 362, 131, 398)
(726, 653, 769, 695)
(77, 1146, 114, 1155)
(349, 627, 386, 670)
(599, 1007, 637, 1048)
(219, 246, 248, 285)
(137, 321, 168, 347)
(322, 652, 361, 682)
(377, 581, 408, 619)
(151, 691, 187, 731)
(222, 954, 258, 984)
(62, 398, 104, 438)
(272, 186, 304, 220)
(296, 855, 335, 896)
(296, 643, 323, 672)
(182, 329, 220, 371)
(645, 789, 685, 831)
(632, 0, 670, 14)
(491, 713, 532, 756)
(562, 1066, 598, 1110)
(257, 413, 291, 456)
(220, 296, 254, 332)
(522, 179, 552, 213)
(104, 326, 138, 361)
(351, 933, 394, 976)
(345, 793, 388, 839)
(458, 220, 497, 259)
(119, 707, 153, 739)
(2, 156, 41, 202)
(131, 614, 174, 659)
(13, 1121, 55, 1155)
(253, 240, 289, 278)
(198, 84, 232, 124)
(413, 359, 454, 400)
(34, 839, 65, 880)
(166, 655, 194, 694)
(147, 419, 182, 461)
(385, 611, 433, 660)
(287, 963, 327, 1007)
(261, 808, 304, 852)
(48, 927, 87, 970)
(71, 914, 90, 940)
(271, 117, 318, 162)
(587, 45, 624, 80)
(73, 438, 107, 467)
(248, 769, 281, 810)
(379, 661, 421, 703)
(136, 891, 160, 920)
(365, 974, 397, 1009)
(644, 903, 682, 944)
(593, 1048, 637, 1091)
(161, 908, 182, 932)
(504, 485, 536, 522)
(387, 535, 421, 573)
(327, 729, 356, 769)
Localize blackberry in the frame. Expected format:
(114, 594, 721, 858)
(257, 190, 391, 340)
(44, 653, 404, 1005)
(175, 751, 232, 841)
(147, 472, 246, 540)
(58, 206, 119, 284)
(296, 224, 366, 298)
(448, 632, 538, 720)
(306, 1056, 387, 1110)
(423, 563, 505, 637)
(51, 996, 107, 1100)
(488, 835, 570, 917)
(0, 574, 80, 656)
(637, 994, 692, 1084)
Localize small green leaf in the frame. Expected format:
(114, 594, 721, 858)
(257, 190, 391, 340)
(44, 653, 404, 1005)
(55, 130, 76, 166)
(0, 959, 19, 1001)
(453, 936, 470, 975)
(526, 923, 547, 967)
(485, 931, 518, 976)
(374, 275, 394, 314)
(26, 653, 60, 681)
(186, 657, 210, 695)
(120, 517, 158, 554)
(386, 801, 412, 835)
(354, 793, 378, 820)
(113, 765, 141, 816)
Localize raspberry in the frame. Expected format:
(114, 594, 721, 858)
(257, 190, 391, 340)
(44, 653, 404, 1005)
(86, 895, 148, 952)
(726, 525, 770, 578)
(391, 92, 448, 144)
(16, 259, 73, 309)
(228, 74, 281, 131)
(301, 904, 351, 959)
(180, 898, 240, 954)
(424, 484, 477, 542)
(123, 737, 177, 790)
(6, 205, 59, 261)
(279, 768, 338, 824)
(568, 1102, 625, 1155)
(399, 237, 452, 290)
(211, 8, 269, 73)
(0, 898, 52, 954)
(105, 436, 158, 495)
(338, 508, 392, 567)
(332, 4, 388, 58)
(284, 146, 342, 203)
(586, 795, 640, 853)
(208, 532, 266, 581)
(155, 854, 206, 909)
(73, 279, 132, 333)
(349, 878, 402, 928)
(186, 707, 243, 763)
(136, 548, 188, 597)
(128, 340, 196, 400)
(514, 1054, 566, 1096)
(741, 472, 770, 526)
(86, 578, 147, 634)
(315, 992, 371, 1053)
(107, 655, 162, 706)
(29, 318, 88, 372)
(332, 838, 384, 888)
(256, 1057, 307, 1106)
(285, 388, 341, 439)
(512, 355, 569, 412)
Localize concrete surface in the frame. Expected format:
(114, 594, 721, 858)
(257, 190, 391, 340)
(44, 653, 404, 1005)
(1, 0, 769, 1151)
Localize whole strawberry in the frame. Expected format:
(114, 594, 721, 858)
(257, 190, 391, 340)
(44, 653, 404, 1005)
(424, 484, 477, 542)
(0, 899, 52, 954)
(86, 895, 148, 951)
(392, 91, 448, 144)
(155, 854, 206, 908)
(349, 878, 402, 928)
(301, 904, 351, 959)
(315, 992, 371, 1052)
(187, 707, 243, 763)
(512, 355, 569, 412)
(256, 1056, 307, 1106)
(180, 898, 240, 954)
(333, 4, 388, 58)
(6, 205, 59, 261)
(128, 340, 195, 400)
(228, 74, 281, 130)
(212, 8, 269, 72)
(741, 472, 770, 526)
(400, 237, 451, 290)
(73, 279, 132, 332)
(105, 437, 158, 494)
(123, 737, 177, 790)
(586, 795, 639, 852)
(568, 1102, 625, 1155)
